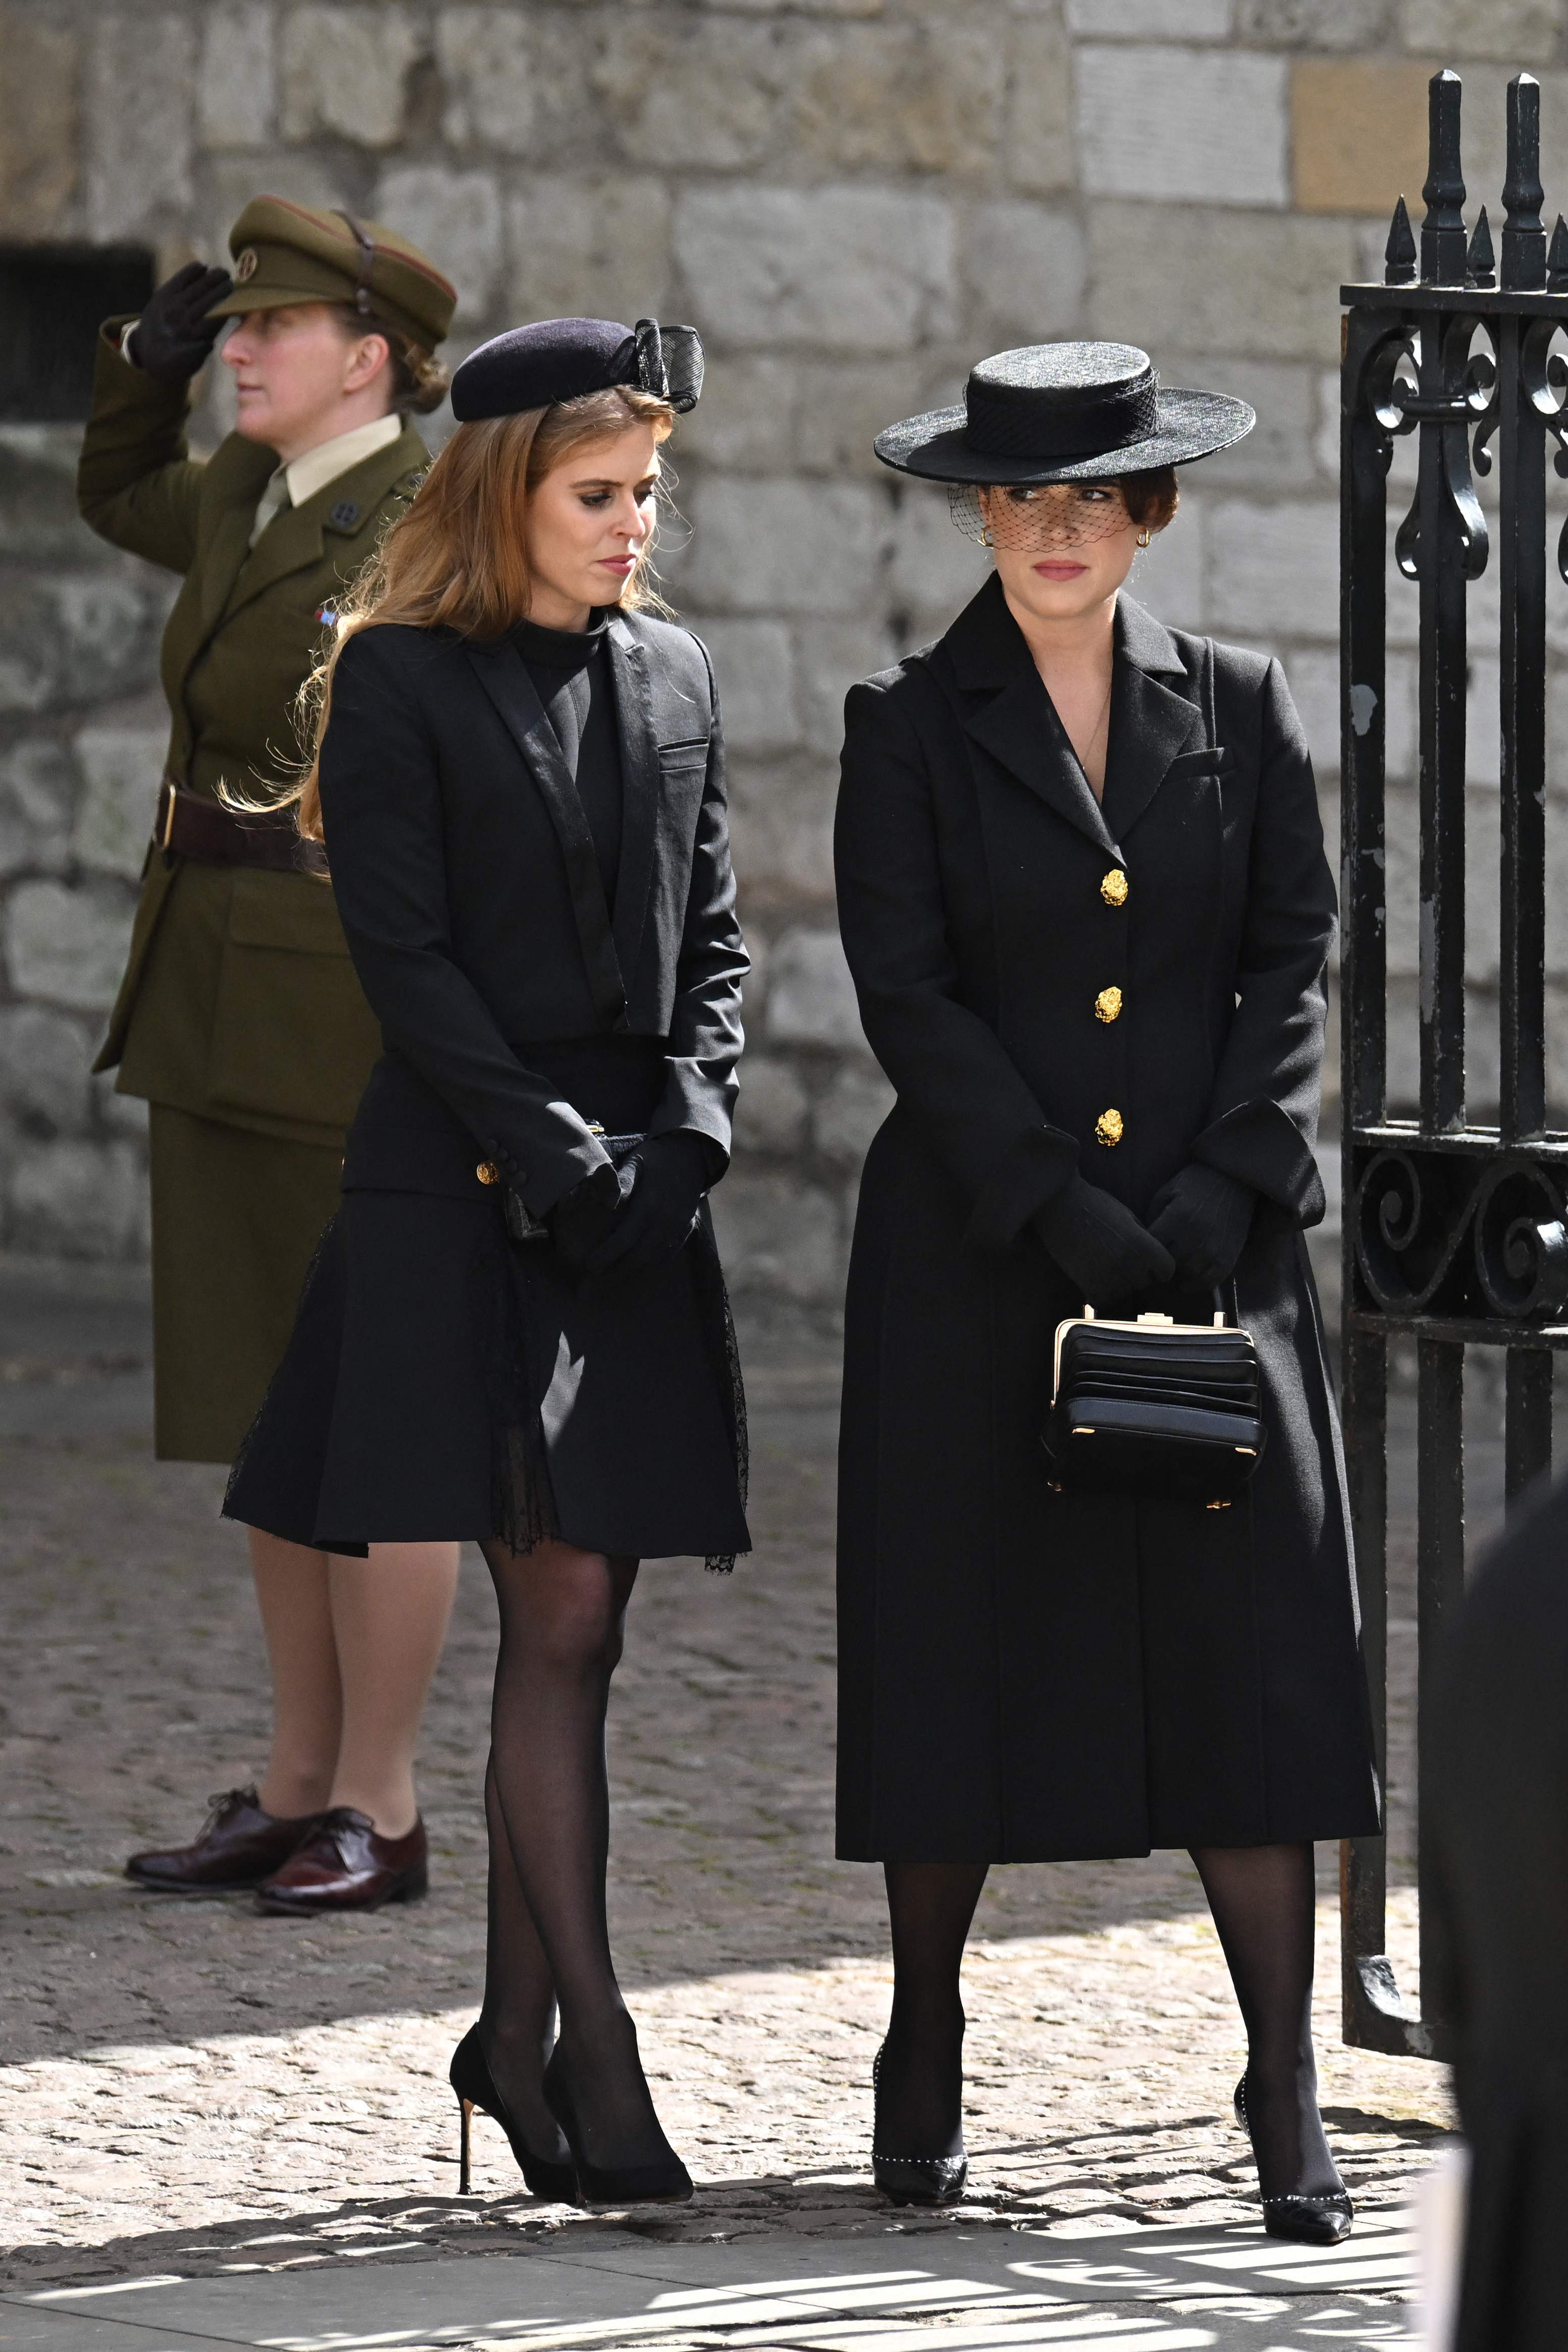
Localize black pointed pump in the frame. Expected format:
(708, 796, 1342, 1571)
(1234, 2073, 1353, 2245)
(449, 2024, 580, 2204)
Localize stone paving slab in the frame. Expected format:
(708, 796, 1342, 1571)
(2, 2223, 1423, 2352)
(0, 1279, 1454, 2337)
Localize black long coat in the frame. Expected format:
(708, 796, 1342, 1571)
(223, 605, 751, 1564)
(1428, 1473, 1568, 2352)
(833, 579, 1381, 1862)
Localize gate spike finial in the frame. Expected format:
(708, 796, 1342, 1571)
(1385, 195, 1418, 285)
(1421, 67, 1468, 284)
(1502, 70, 1546, 290)
(1548, 213, 1568, 292)
(1466, 204, 1496, 287)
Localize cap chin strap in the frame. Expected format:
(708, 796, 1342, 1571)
(333, 210, 379, 322)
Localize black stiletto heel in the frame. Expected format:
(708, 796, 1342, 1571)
(448, 2024, 580, 2205)
(871, 2043, 968, 2207)
(542, 2044, 693, 2205)
(1234, 2072, 1353, 2245)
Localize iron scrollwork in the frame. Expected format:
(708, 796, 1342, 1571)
(1392, 314, 1498, 582)
(1354, 1145, 1568, 1319)
(1520, 314, 1568, 581)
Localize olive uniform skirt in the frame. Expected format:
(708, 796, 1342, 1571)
(148, 1105, 344, 1465)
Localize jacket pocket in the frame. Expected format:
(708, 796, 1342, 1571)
(205, 868, 382, 1131)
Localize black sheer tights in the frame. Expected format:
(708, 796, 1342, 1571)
(877, 1845, 1342, 2203)
(476, 1538, 676, 2172)
(1190, 1842, 1344, 2203)
(876, 1862, 988, 2159)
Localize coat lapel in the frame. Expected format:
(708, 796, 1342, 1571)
(464, 638, 629, 1030)
(194, 434, 275, 633)
(940, 574, 1120, 857)
(605, 616, 663, 992)
(966, 669, 1121, 857)
(1100, 596, 1205, 843)
(225, 495, 326, 614)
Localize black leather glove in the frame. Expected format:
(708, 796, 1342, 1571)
(579, 1133, 715, 1295)
(128, 261, 234, 385)
(547, 1159, 629, 1278)
(1033, 1175, 1175, 1304)
(1146, 1163, 1256, 1290)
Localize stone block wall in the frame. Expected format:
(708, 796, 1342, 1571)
(3, 0, 1566, 1312)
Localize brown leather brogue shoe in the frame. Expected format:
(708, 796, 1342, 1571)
(255, 1808, 428, 1915)
(126, 1787, 322, 1895)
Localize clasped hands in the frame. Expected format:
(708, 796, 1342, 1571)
(1033, 1162, 1255, 1303)
(548, 1133, 714, 1295)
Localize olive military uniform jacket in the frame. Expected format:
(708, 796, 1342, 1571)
(76, 323, 428, 1143)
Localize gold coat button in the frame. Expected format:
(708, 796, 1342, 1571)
(476, 1161, 500, 1185)
(1095, 1108, 1124, 1147)
(1094, 985, 1122, 1024)
(1100, 866, 1128, 907)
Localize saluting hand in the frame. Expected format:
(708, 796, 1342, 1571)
(1033, 1175, 1174, 1304)
(577, 1134, 716, 1297)
(129, 261, 234, 386)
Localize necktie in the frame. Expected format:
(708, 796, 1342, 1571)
(249, 468, 291, 549)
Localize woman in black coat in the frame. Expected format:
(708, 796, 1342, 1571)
(226, 318, 748, 2207)
(835, 343, 1380, 2239)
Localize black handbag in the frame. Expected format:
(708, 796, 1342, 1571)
(1042, 1298, 1266, 1507)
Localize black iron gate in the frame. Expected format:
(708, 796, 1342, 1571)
(1340, 68, 1568, 2062)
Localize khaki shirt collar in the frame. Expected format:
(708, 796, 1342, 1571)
(280, 409, 404, 508)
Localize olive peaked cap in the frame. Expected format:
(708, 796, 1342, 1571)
(207, 195, 457, 350)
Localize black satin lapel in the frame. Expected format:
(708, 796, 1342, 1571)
(1101, 660, 1205, 843)
(606, 622, 661, 989)
(464, 641, 628, 1028)
(965, 666, 1120, 856)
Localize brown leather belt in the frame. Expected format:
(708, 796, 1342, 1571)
(154, 779, 328, 877)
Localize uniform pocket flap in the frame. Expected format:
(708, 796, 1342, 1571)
(226, 866, 353, 956)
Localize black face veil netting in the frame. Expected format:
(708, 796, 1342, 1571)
(947, 478, 1139, 550)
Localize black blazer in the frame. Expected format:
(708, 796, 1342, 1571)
(319, 609, 746, 1211)
(834, 576, 1333, 1250)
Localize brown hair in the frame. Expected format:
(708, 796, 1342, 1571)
(287, 386, 675, 844)
(329, 303, 449, 416)
(1117, 465, 1179, 532)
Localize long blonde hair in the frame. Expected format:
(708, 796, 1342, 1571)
(288, 385, 675, 843)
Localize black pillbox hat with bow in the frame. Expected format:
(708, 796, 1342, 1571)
(874, 340, 1253, 484)
(451, 316, 705, 423)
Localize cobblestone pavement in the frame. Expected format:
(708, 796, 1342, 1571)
(1, 1287, 1459, 2318)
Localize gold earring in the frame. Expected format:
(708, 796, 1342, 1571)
(981, 526, 994, 547)
(1136, 527, 1152, 548)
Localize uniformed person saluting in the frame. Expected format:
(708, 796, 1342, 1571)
(78, 198, 467, 1914)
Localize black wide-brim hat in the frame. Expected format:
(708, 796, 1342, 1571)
(875, 340, 1253, 485)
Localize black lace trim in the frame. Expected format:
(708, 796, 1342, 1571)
(690, 1204, 748, 1572)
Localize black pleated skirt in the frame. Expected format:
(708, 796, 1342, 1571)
(223, 1041, 750, 1566)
